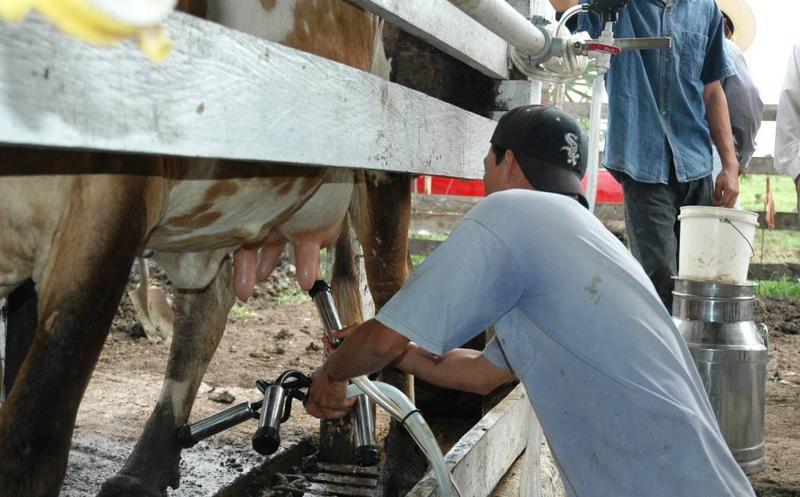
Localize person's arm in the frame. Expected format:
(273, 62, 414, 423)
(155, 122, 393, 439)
(306, 319, 409, 419)
(548, 0, 579, 12)
(721, 50, 763, 169)
(704, 80, 739, 207)
(775, 43, 800, 199)
(393, 343, 515, 396)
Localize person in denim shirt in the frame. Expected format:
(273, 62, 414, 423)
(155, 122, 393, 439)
(551, 0, 740, 309)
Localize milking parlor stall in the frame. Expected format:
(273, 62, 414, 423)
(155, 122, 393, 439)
(0, 1, 799, 497)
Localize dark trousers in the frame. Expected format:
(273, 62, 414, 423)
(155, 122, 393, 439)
(614, 168, 714, 310)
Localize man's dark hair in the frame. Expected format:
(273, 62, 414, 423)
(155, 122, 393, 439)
(489, 105, 589, 207)
(491, 144, 507, 165)
(722, 12, 734, 39)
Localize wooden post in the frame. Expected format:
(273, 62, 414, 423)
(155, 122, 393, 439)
(519, 404, 543, 497)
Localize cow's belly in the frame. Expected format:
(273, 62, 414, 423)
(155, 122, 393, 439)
(0, 175, 71, 298)
(146, 164, 354, 295)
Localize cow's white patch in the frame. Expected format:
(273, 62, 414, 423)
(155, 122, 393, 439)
(152, 249, 229, 290)
(207, 0, 298, 43)
(159, 379, 192, 422)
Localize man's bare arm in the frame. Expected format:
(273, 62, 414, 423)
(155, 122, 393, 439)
(704, 80, 740, 207)
(393, 343, 516, 396)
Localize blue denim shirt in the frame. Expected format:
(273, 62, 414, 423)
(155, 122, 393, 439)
(578, 0, 733, 183)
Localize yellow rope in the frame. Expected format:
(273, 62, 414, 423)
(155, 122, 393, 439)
(0, 0, 173, 61)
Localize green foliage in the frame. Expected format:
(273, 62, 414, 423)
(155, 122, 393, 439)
(751, 229, 800, 264)
(231, 303, 262, 322)
(410, 254, 427, 267)
(739, 175, 798, 213)
(410, 233, 448, 242)
(276, 288, 310, 306)
(756, 277, 800, 301)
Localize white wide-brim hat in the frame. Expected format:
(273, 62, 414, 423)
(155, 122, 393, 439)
(716, 0, 756, 51)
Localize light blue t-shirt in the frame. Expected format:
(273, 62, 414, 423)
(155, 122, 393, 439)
(376, 189, 754, 497)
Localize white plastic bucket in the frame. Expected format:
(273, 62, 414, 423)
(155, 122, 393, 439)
(678, 206, 759, 284)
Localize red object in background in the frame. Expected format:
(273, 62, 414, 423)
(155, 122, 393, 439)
(416, 170, 624, 204)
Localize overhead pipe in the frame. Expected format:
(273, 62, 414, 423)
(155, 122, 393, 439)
(449, 0, 557, 60)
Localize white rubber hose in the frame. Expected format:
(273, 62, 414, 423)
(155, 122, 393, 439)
(346, 378, 461, 497)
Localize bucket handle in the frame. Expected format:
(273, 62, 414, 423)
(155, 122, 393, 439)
(722, 218, 755, 258)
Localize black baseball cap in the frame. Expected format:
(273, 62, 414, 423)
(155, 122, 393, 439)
(491, 105, 589, 207)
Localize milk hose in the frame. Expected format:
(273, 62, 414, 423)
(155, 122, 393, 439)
(345, 378, 462, 497)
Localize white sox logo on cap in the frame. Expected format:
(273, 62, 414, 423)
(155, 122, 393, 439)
(561, 133, 581, 168)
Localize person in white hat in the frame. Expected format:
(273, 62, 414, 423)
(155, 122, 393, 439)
(775, 42, 800, 212)
(712, 0, 763, 191)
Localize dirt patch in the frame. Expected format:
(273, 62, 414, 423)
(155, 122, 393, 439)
(61, 258, 399, 496)
(50, 261, 800, 496)
(753, 298, 800, 495)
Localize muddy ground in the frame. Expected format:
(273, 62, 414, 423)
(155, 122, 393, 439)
(50, 257, 800, 496)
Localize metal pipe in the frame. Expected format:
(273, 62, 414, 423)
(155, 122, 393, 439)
(252, 385, 287, 455)
(449, 0, 550, 58)
(177, 401, 259, 448)
(353, 395, 379, 466)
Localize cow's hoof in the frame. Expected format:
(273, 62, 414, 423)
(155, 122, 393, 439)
(96, 475, 165, 497)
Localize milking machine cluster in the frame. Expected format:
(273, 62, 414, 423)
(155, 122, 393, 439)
(177, 280, 378, 467)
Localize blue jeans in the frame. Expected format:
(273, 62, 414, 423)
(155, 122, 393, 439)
(613, 167, 714, 310)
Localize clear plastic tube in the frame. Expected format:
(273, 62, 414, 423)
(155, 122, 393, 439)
(346, 378, 461, 497)
(586, 73, 604, 211)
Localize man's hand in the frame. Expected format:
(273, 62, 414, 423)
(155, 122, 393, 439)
(322, 325, 356, 353)
(305, 367, 355, 419)
(714, 167, 740, 207)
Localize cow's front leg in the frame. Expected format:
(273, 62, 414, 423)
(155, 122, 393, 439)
(0, 177, 149, 497)
(97, 259, 234, 497)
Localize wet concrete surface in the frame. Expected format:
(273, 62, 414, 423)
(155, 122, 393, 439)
(60, 434, 307, 497)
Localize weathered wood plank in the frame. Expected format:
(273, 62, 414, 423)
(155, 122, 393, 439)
(406, 384, 532, 497)
(749, 263, 800, 281)
(755, 212, 800, 231)
(409, 195, 627, 235)
(347, 0, 509, 79)
(747, 157, 779, 176)
(0, 12, 492, 179)
(305, 472, 378, 488)
(305, 481, 375, 497)
(313, 462, 381, 477)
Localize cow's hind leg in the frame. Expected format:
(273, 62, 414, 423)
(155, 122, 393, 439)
(0, 177, 149, 497)
(97, 259, 235, 497)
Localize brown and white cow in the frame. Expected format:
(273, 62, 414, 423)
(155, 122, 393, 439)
(0, 2, 412, 496)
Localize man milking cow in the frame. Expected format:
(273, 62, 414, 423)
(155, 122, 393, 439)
(306, 105, 756, 497)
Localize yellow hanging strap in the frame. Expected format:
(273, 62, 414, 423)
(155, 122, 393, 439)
(0, 0, 173, 62)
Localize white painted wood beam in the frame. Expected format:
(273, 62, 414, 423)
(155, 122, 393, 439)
(347, 0, 510, 79)
(407, 384, 532, 497)
(0, 12, 493, 179)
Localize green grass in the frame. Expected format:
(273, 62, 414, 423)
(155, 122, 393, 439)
(410, 254, 427, 267)
(750, 229, 800, 264)
(410, 233, 448, 242)
(755, 277, 800, 301)
(739, 175, 798, 213)
(231, 303, 262, 322)
(276, 288, 310, 306)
